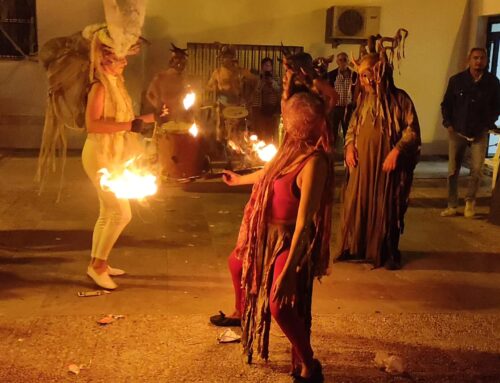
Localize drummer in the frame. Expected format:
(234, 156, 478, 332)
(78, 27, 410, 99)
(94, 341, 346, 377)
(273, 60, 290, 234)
(207, 44, 258, 106)
(146, 43, 193, 122)
(207, 45, 258, 141)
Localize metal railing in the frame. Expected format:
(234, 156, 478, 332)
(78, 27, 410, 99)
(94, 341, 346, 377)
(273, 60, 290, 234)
(186, 42, 303, 105)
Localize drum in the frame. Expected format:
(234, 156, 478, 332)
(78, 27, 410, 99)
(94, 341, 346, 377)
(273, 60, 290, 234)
(221, 105, 249, 144)
(156, 121, 209, 179)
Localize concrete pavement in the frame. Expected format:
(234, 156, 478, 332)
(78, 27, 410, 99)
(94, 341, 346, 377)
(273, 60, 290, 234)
(0, 154, 499, 382)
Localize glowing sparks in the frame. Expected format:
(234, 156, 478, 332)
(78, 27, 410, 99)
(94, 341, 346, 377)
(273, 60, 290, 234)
(254, 142, 277, 162)
(188, 123, 199, 137)
(99, 159, 157, 199)
(228, 140, 244, 154)
(249, 134, 258, 141)
(183, 92, 196, 110)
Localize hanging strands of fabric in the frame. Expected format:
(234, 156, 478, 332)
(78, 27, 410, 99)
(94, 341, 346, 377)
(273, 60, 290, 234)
(35, 0, 147, 201)
(349, 28, 409, 140)
(238, 91, 335, 362)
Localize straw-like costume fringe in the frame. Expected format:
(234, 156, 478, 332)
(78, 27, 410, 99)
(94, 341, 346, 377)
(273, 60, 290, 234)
(36, 0, 146, 200)
(237, 62, 336, 362)
(339, 28, 421, 267)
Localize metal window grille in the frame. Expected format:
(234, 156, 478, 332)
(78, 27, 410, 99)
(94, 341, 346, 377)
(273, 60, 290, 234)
(0, 0, 38, 59)
(186, 42, 303, 105)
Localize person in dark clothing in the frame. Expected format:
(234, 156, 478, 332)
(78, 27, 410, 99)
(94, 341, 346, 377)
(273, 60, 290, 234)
(440, 47, 500, 218)
(327, 52, 358, 143)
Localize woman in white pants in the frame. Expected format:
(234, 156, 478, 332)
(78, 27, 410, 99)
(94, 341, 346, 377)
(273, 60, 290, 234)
(83, 30, 154, 289)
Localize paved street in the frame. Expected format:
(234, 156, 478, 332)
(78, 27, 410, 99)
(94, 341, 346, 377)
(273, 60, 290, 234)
(0, 154, 499, 382)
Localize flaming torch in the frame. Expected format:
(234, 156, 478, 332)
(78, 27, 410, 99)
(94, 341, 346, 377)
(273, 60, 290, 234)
(188, 123, 198, 137)
(183, 91, 196, 110)
(256, 143, 277, 162)
(249, 134, 277, 162)
(183, 91, 199, 138)
(99, 158, 158, 199)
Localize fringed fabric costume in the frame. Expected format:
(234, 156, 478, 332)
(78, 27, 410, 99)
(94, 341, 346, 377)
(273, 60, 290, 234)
(233, 60, 336, 365)
(35, 33, 91, 199)
(36, 0, 146, 199)
(83, 26, 143, 178)
(338, 29, 421, 267)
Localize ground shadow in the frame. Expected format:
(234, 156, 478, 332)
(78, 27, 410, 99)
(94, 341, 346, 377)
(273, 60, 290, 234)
(315, 333, 500, 382)
(403, 250, 500, 273)
(0, 270, 90, 300)
(410, 196, 490, 209)
(0, 255, 71, 265)
(0, 269, 211, 300)
(0, 230, 183, 253)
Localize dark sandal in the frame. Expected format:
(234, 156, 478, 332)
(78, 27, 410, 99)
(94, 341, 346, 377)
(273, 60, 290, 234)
(292, 359, 324, 383)
(209, 311, 241, 327)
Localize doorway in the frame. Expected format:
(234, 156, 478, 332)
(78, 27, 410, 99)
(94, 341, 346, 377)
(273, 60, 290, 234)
(486, 16, 500, 156)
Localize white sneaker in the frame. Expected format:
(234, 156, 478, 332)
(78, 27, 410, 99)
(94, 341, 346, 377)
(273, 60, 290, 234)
(464, 200, 476, 218)
(440, 207, 457, 217)
(87, 266, 117, 290)
(107, 266, 126, 276)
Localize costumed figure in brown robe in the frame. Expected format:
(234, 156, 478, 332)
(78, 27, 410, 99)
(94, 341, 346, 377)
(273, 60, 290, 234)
(337, 29, 421, 270)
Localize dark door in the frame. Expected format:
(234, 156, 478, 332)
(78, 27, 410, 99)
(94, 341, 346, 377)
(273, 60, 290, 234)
(487, 17, 500, 156)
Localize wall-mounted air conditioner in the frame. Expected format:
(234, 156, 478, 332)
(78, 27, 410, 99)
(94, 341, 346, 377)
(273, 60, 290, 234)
(325, 6, 381, 43)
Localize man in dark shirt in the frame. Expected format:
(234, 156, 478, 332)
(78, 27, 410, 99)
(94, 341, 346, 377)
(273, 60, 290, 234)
(441, 47, 500, 218)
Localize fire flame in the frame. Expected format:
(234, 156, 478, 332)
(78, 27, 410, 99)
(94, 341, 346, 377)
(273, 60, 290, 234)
(99, 159, 158, 199)
(183, 92, 196, 110)
(253, 140, 277, 162)
(189, 123, 198, 137)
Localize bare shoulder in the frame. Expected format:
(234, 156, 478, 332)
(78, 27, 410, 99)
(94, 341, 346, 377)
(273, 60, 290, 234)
(88, 81, 104, 97)
(301, 152, 329, 181)
(305, 152, 328, 171)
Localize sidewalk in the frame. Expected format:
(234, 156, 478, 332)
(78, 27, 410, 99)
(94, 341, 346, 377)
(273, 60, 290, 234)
(0, 155, 499, 382)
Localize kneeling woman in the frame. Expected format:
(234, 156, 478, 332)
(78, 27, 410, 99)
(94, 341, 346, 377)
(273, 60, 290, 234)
(222, 92, 333, 382)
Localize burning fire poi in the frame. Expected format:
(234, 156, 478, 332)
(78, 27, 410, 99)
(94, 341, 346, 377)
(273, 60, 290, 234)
(99, 158, 158, 199)
(250, 135, 277, 162)
(183, 92, 196, 110)
(189, 123, 199, 137)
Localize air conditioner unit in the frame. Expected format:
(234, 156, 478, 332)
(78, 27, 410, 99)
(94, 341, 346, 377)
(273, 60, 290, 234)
(325, 6, 381, 42)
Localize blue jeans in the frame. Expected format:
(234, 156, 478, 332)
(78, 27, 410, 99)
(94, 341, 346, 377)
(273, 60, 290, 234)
(447, 131, 488, 208)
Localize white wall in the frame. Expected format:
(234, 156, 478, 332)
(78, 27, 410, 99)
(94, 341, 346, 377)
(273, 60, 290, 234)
(144, 0, 472, 155)
(0, 0, 495, 154)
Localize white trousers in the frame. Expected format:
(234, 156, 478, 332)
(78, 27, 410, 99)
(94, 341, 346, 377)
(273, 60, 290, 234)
(82, 137, 131, 261)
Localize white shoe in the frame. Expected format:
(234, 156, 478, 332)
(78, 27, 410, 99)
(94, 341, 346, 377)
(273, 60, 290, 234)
(440, 207, 457, 217)
(107, 266, 126, 276)
(464, 200, 476, 218)
(87, 266, 117, 290)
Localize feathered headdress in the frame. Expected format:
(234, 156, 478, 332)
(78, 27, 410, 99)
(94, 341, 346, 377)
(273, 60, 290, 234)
(36, 0, 147, 201)
(102, 0, 146, 58)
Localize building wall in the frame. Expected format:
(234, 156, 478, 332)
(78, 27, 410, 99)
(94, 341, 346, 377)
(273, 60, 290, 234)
(0, 0, 494, 155)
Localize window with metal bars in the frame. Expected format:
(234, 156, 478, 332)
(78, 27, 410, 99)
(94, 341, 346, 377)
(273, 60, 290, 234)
(0, 0, 38, 59)
(186, 42, 303, 105)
